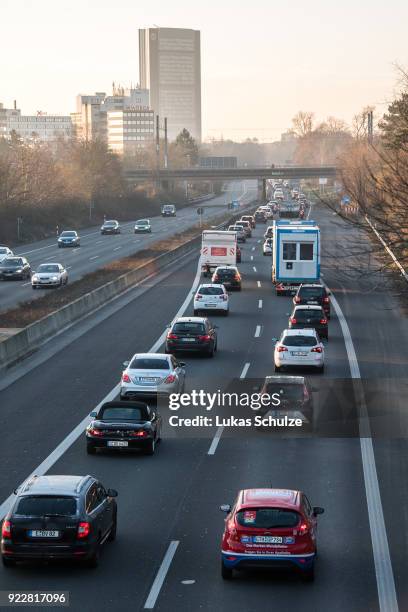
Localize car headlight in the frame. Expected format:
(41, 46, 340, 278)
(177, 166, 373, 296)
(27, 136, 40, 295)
(32, 275, 38, 281)
(51, 276, 58, 281)
(15, 269, 22, 273)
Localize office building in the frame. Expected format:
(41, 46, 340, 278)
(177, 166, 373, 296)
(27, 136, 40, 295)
(107, 108, 155, 155)
(139, 27, 201, 142)
(0, 102, 72, 142)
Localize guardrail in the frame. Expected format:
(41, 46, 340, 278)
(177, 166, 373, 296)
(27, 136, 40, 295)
(365, 216, 408, 283)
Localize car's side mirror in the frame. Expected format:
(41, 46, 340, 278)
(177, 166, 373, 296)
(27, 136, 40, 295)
(122, 361, 129, 368)
(313, 506, 324, 516)
(327, 291, 331, 296)
(107, 489, 118, 498)
(90, 411, 97, 418)
(220, 504, 231, 513)
(179, 362, 186, 367)
(272, 337, 277, 343)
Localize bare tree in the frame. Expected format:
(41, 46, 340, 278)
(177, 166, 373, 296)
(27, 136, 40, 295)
(292, 111, 315, 137)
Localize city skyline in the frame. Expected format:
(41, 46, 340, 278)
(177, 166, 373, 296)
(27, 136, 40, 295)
(1, 0, 408, 141)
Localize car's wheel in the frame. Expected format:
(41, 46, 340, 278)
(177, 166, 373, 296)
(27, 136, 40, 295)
(221, 561, 233, 580)
(2, 557, 16, 568)
(86, 444, 96, 455)
(274, 364, 281, 372)
(224, 309, 229, 316)
(193, 310, 199, 316)
(302, 565, 315, 582)
(108, 516, 117, 542)
(145, 438, 156, 455)
(59, 279, 63, 287)
(318, 365, 325, 373)
(206, 346, 215, 358)
(87, 542, 100, 568)
(32, 285, 37, 290)
(237, 286, 242, 291)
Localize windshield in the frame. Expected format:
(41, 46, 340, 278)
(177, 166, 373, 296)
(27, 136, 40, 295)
(104, 221, 116, 226)
(0, 248, 8, 254)
(137, 219, 149, 224)
(2, 258, 22, 266)
(99, 406, 147, 421)
(237, 508, 300, 529)
(60, 231, 76, 237)
(129, 357, 169, 370)
(15, 496, 77, 517)
(37, 264, 59, 273)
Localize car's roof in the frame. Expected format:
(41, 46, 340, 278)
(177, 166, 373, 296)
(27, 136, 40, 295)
(104, 219, 118, 223)
(282, 328, 317, 337)
(215, 265, 237, 270)
(299, 283, 323, 289)
(38, 262, 61, 266)
(19, 475, 93, 497)
(174, 316, 207, 323)
(293, 305, 323, 311)
(264, 375, 305, 385)
(238, 488, 301, 510)
(130, 352, 170, 359)
(198, 283, 225, 289)
(136, 219, 150, 222)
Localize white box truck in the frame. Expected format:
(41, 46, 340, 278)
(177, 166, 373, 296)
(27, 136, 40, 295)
(272, 220, 320, 295)
(201, 230, 237, 276)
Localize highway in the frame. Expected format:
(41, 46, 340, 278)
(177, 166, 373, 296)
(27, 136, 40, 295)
(0, 181, 256, 314)
(0, 199, 407, 612)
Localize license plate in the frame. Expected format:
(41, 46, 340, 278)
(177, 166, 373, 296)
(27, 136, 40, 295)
(29, 530, 60, 538)
(307, 300, 318, 304)
(204, 304, 216, 307)
(182, 338, 196, 342)
(292, 351, 307, 356)
(107, 440, 128, 447)
(253, 536, 283, 544)
(140, 377, 157, 382)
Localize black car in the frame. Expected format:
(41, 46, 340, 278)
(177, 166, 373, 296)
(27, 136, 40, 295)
(212, 266, 242, 290)
(1, 475, 117, 568)
(258, 375, 314, 424)
(289, 305, 329, 340)
(101, 220, 121, 235)
(58, 231, 80, 248)
(86, 401, 162, 456)
(0, 257, 31, 280)
(254, 210, 267, 223)
(165, 316, 218, 357)
(294, 284, 331, 318)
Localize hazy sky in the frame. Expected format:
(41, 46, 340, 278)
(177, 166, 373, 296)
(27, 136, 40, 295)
(1, 0, 407, 141)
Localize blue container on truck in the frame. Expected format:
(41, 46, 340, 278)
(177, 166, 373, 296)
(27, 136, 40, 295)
(272, 220, 320, 296)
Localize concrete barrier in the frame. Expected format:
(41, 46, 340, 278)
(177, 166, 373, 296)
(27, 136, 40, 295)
(0, 204, 257, 372)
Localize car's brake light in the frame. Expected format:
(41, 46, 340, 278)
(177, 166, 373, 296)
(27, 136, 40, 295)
(2, 520, 11, 538)
(320, 318, 327, 325)
(130, 430, 148, 437)
(88, 428, 103, 437)
(198, 335, 211, 342)
(311, 346, 323, 353)
(122, 373, 131, 383)
(304, 387, 310, 401)
(213, 276, 219, 282)
(195, 294, 203, 300)
(277, 346, 288, 352)
(164, 374, 176, 384)
(298, 522, 309, 536)
(323, 296, 330, 303)
(77, 522, 90, 539)
(220, 295, 228, 301)
(234, 274, 241, 281)
(294, 296, 301, 303)
(290, 317, 297, 324)
(167, 333, 178, 340)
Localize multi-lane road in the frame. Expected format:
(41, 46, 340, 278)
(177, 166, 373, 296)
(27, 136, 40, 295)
(0, 182, 256, 314)
(0, 198, 407, 611)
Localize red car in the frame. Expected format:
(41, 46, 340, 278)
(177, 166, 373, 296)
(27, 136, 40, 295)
(236, 245, 241, 263)
(220, 488, 324, 581)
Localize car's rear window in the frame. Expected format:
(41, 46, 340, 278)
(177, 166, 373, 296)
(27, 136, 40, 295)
(236, 508, 300, 528)
(282, 336, 317, 347)
(265, 383, 304, 401)
(15, 496, 77, 517)
(199, 287, 224, 295)
(173, 322, 206, 334)
(294, 309, 324, 322)
(299, 287, 325, 298)
(99, 407, 147, 421)
(217, 269, 235, 277)
(129, 358, 169, 370)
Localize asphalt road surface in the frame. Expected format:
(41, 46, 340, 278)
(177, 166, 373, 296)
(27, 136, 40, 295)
(0, 198, 406, 612)
(0, 181, 256, 314)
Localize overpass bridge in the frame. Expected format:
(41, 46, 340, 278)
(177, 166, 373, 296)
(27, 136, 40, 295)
(124, 165, 337, 182)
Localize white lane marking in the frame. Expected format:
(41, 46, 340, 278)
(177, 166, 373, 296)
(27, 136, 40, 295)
(95, 240, 102, 245)
(257, 280, 261, 288)
(114, 246, 121, 251)
(257, 239, 261, 243)
(251, 246, 255, 251)
(258, 299, 263, 309)
(328, 288, 398, 612)
(144, 541, 179, 609)
(207, 426, 224, 456)
(89, 255, 99, 261)
(254, 325, 261, 338)
(240, 362, 250, 379)
(22, 282, 31, 287)
(0, 259, 203, 520)
(253, 266, 257, 272)
(181, 580, 195, 585)
(66, 266, 72, 270)
(250, 255, 253, 261)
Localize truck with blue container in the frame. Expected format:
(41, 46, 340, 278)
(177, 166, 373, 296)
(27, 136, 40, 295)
(272, 220, 320, 296)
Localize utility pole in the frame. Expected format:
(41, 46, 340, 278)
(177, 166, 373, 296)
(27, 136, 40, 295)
(17, 217, 23, 241)
(367, 110, 374, 145)
(164, 117, 168, 169)
(156, 114, 161, 192)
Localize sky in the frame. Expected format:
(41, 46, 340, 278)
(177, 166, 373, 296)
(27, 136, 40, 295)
(1, 0, 408, 142)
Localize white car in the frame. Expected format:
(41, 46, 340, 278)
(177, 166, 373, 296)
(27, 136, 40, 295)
(193, 284, 229, 316)
(263, 239, 273, 255)
(274, 329, 325, 372)
(31, 263, 68, 289)
(120, 353, 185, 400)
(0, 246, 13, 262)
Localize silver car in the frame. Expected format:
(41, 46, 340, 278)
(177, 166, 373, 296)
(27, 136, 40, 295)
(0, 246, 13, 263)
(120, 353, 185, 400)
(134, 219, 152, 233)
(31, 263, 68, 289)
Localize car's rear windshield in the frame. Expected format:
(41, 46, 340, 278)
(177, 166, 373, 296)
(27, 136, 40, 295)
(37, 264, 59, 273)
(299, 287, 324, 298)
(15, 496, 77, 517)
(294, 309, 324, 322)
(282, 336, 317, 347)
(129, 358, 169, 370)
(99, 407, 147, 421)
(236, 508, 300, 529)
(3, 258, 22, 266)
(173, 322, 206, 334)
(265, 383, 304, 401)
(217, 269, 235, 276)
(199, 287, 224, 295)
(61, 231, 76, 237)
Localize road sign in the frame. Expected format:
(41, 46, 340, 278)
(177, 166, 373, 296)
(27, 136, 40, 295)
(319, 178, 328, 185)
(341, 195, 351, 206)
(197, 207, 204, 215)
